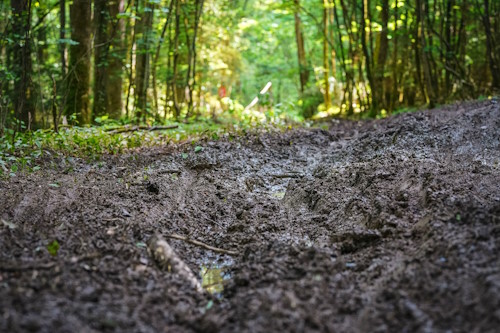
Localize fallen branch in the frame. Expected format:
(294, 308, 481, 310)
(157, 169, 182, 175)
(166, 233, 238, 256)
(106, 125, 178, 134)
(148, 235, 203, 293)
(0, 262, 56, 272)
(270, 173, 304, 179)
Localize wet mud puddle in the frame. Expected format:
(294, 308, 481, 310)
(198, 256, 233, 296)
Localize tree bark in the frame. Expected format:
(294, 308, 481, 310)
(134, 0, 154, 122)
(93, 0, 125, 120)
(172, 0, 181, 119)
(107, 0, 125, 119)
(186, 0, 204, 116)
(67, 0, 91, 125)
(481, 0, 500, 89)
(93, 0, 108, 118)
(152, 0, 174, 116)
(374, 0, 389, 110)
(321, 0, 331, 109)
(418, 0, 437, 107)
(293, 0, 309, 93)
(59, 0, 66, 77)
(360, 0, 375, 112)
(11, 0, 34, 130)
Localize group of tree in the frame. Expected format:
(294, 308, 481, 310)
(0, 0, 498, 132)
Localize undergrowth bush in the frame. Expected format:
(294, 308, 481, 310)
(0, 117, 296, 178)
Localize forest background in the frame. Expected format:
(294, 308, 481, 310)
(0, 0, 499, 174)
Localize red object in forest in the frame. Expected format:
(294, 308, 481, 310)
(218, 85, 226, 98)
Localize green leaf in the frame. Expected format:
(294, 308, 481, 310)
(49, 183, 60, 188)
(194, 146, 203, 153)
(47, 240, 60, 256)
(182, 153, 188, 159)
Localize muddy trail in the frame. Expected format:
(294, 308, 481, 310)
(1, 100, 500, 332)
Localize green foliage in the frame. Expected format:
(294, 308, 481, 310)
(1, 0, 498, 156)
(47, 240, 60, 256)
(0, 115, 297, 177)
(299, 88, 324, 119)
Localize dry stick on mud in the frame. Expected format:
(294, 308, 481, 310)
(0, 262, 56, 272)
(106, 125, 178, 134)
(165, 233, 238, 256)
(148, 235, 204, 293)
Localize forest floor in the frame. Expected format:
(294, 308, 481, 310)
(1, 100, 500, 332)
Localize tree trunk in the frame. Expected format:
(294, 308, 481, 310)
(125, 0, 137, 118)
(11, 0, 34, 130)
(67, 0, 91, 125)
(293, 0, 309, 93)
(321, 0, 331, 110)
(360, 0, 375, 112)
(107, 0, 125, 119)
(186, 0, 204, 116)
(59, 0, 66, 77)
(153, 0, 174, 116)
(94, 0, 125, 120)
(390, 2, 399, 112)
(418, 0, 437, 107)
(93, 0, 108, 118)
(481, 0, 500, 89)
(374, 0, 389, 110)
(134, 0, 154, 122)
(172, 0, 181, 119)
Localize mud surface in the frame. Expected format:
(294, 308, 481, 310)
(1, 100, 500, 332)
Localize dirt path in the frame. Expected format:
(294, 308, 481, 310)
(1, 100, 499, 332)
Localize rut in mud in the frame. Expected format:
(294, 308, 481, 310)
(1, 100, 500, 332)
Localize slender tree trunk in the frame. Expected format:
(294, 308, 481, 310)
(414, 1, 426, 104)
(134, 0, 154, 122)
(328, 1, 336, 81)
(321, 0, 331, 109)
(11, 0, 34, 130)
(390, 2, 399, 112)
(152, 0, 174, 116)
(333, 3, 351, 114)
(182, 4, 193, 117)
(481, 0, 500, 89)
(58, 0, 67, 121)
(444, 0, 453, 97)
(338, 0, 356, 113)
(67, 0, 91, 125)
(186, 0, 204, 116)
(93, 0, 109, 118)
(165, 20, 173, 119)
(59, 0, 66, 77)
(125, 0, 137, 118)
(94, 0, 125, 120)
(360, 0, 375, 111)
(172, 0, 181, 119)
(374, 0, 389, 110)
(107, 0, 125, 119)
(418, 0, 437, 107)
(293, 0, 309, 93)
